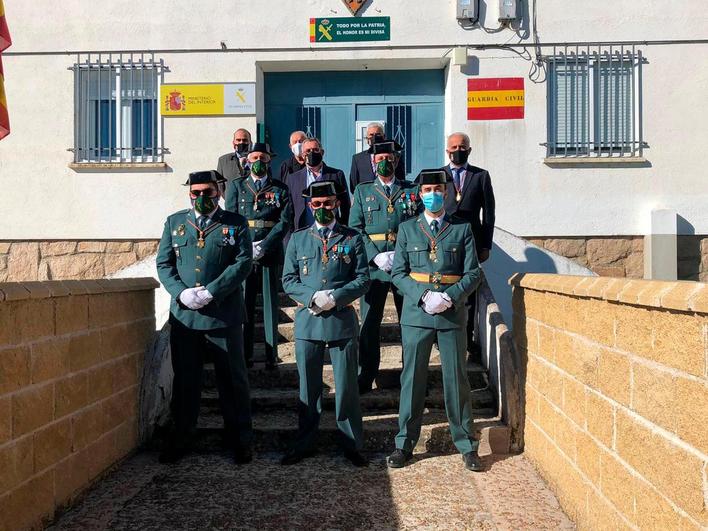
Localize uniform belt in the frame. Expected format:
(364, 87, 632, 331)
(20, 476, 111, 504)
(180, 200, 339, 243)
(368, 232, 397, 242)
(409, 272, 462, 285)
(248, 220, 276, 228)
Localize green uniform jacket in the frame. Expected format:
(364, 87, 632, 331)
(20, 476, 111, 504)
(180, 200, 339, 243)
(391, 214, 481, 330)
(349, 178, 421, 282)
(282, 223, 371, 342)
(224, 176, 293, 266)
(156, 208, 253, 330)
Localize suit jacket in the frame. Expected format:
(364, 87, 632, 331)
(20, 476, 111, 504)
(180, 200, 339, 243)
(440, 164, 496, 253)
(217, 152, 245, 182)
(156, 208, 253, 330)
(391, 214, 481, 330)
(285, 163, 351, 231)
(349, 149, 406, 193)
(282, 223, 370, 342)
(279, 155, 306, 180)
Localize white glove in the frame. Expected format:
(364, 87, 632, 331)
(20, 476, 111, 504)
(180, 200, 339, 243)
(422, 291, 453, 314)
(373, 252, 391, 271)
(252, 240, 264, 260)
(312, 290, 336, 311)
(308, 307, 323, 316)
(179, 287, 208, 310)
(384, 251, 396, 271)
(195, 288, 213, 305)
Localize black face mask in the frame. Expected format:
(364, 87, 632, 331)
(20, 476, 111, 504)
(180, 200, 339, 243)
(235, 143, 250, 155)
(306, 151, 323, 167)
(450, 149, 470, 166)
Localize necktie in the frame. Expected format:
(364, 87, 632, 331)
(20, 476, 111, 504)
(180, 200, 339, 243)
(255, 179, 262, 192)
(319, 227, 329, 240)
(430, 219, 439, 235)
(198, 216, 208, 230)
(384, 185, 391, 197)
(453, 168, 462, 191)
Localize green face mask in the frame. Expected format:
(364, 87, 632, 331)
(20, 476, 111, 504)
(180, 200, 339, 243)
(251, 160, 268, 177)
(376, 159, 395, 178)
(313, 207, 335, 225)
(194, 195, 217, 215)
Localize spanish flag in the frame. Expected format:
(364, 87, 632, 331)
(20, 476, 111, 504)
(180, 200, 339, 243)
(467, 78, 525, 121)
(0, 0, 11, 140)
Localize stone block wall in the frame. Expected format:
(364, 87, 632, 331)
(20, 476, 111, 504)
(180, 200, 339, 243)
(524, 235, 708, 281)
(511, 274, 708, 530)
(0, 241, 159, 282)
(0, 278, 158, 531)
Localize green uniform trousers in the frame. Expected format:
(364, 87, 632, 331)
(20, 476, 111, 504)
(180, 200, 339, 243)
(358, 279, 403, 389)
(243, 263, 279, 364)
(395, 325, 477, 455)
(293, 338, 364, 453)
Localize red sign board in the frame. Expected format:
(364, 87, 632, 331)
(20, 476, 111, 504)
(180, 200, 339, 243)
(467, 78, 525, 120)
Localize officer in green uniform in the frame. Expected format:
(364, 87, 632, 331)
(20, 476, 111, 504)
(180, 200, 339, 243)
(281, 181, 371, 467)
(225, 143, 292, 370)
(349, 141, 420, 394)
(386, 170, 483, 472)
(156, 170, 254, 465)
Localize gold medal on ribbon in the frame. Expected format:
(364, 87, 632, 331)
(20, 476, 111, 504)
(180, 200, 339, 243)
(456, 192, 462, 202)
(387, 203, 394, 214)
(429, 243, 438, 262)
(197, 238, 205, 248)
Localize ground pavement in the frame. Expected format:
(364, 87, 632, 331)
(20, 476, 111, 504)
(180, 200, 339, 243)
(49, 450, 574, 530)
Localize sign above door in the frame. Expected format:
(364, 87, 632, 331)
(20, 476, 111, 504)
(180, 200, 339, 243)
(309, 17, 390, 42)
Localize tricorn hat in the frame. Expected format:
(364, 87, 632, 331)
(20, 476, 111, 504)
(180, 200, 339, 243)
(183, 170, 227, 186)
(368, 140, 403, 155)
(302, 180, 339, 199)
(416, 169, 448, 185)
(249, 142, 277, 157)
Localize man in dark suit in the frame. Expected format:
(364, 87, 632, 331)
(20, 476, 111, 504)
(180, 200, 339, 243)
(438, 132, 495, 362)
(279, 130, 307, 180)
(349, 122, 406, 193)
(217, 129, 252, 183)
(285, 137, 351, 231)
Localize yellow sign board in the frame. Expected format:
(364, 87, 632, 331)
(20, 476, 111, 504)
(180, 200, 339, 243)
(160, 83, 256, 116)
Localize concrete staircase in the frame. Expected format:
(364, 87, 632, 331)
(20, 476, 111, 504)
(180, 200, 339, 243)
(192, 292, 511, 455)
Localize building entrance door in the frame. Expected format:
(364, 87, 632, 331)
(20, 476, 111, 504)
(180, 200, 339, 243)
(264, 69, 445, 187)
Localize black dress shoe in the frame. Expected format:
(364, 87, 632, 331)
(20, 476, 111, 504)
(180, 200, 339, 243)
(386, 449, 412, 469)
(280, 449, 315, 466)
(462, 451, 484, 472)
(265, 360, 278, 371)
(358, 380, 373, 395)
(233, 446, 253, 465)
(344, 449, 369, 467)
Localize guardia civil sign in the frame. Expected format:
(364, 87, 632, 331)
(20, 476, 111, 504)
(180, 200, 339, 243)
(309, 17, 391, 43)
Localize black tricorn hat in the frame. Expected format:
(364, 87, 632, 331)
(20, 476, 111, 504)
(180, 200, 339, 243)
(302, 180, 339, 199)
(370, 141, 400, 155)
(249, 142, 277, 157)
(416, 169, 448, 185)
(183, 170, 227, 186)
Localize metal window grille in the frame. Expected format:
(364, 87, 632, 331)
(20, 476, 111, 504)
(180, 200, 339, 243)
(297, 106, 321, 140)
(544, 45, 646, 158)
(70, 53, 169, 164)
(386, 105, 412, 173)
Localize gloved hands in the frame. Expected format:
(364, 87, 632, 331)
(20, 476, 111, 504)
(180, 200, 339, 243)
(310, 289, 336, 313)
(179, 287, 212, 310)
(373, 251, 396, 272)
(421, 291, 453, 315)
(252, 240, 264, 261)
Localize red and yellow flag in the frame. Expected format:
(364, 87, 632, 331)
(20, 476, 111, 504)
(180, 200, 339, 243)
(0, 0, 12, 140)
(467, 78, 525, 121)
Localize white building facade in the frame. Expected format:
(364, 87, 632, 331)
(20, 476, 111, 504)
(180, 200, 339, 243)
(0, 0, 706, 281)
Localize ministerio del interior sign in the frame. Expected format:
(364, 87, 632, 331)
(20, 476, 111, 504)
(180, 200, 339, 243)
(160, 83, 256, 116)
(309, 17, 391, 43)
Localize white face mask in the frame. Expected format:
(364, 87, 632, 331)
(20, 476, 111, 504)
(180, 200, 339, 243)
(291, 142, 304, 157)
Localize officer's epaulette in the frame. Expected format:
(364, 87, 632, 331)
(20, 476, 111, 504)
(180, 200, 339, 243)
(294, 226, 312, 233)
(447, 214, 470, 225)
(168, 208, 191, 221)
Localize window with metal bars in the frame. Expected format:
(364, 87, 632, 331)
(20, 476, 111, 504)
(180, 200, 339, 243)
(70, 54, 168, 164)
(545, 46, 646, 159)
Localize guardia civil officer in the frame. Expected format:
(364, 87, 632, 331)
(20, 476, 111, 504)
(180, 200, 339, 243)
(281, 181, 370, 467)
(156, 170, 253, 465)
(349, 141, 420, 394)
(386, 170, 483, 472)
(348, 122, 406, 193)
(217, 128, 252, 182)
(225, 143, 292, 369)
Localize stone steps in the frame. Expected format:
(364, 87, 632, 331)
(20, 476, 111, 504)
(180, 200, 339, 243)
(255, 303, 401, 324)
(193, 408, 510, 455)
(251, 320, 403, 343)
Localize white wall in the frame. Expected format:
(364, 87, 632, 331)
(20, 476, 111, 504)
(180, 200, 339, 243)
(1, 0, 707, 239)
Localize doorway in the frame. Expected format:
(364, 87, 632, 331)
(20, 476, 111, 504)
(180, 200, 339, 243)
(264, 69, 445, 185)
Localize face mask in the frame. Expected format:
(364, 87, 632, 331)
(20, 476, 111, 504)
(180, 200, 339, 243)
(368, 133, 385, 146)
(421, 192, 444, 213)
(450, 149, 470, 166)
(291, 143, 303, 157)
(313, 206, 335, 225)
(376, 160, 395, 178)
(250, 160, 268, 177)
(306, 151, 323, 167)
(193, 194, 217, 215)
(235, 143, 250, 155)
